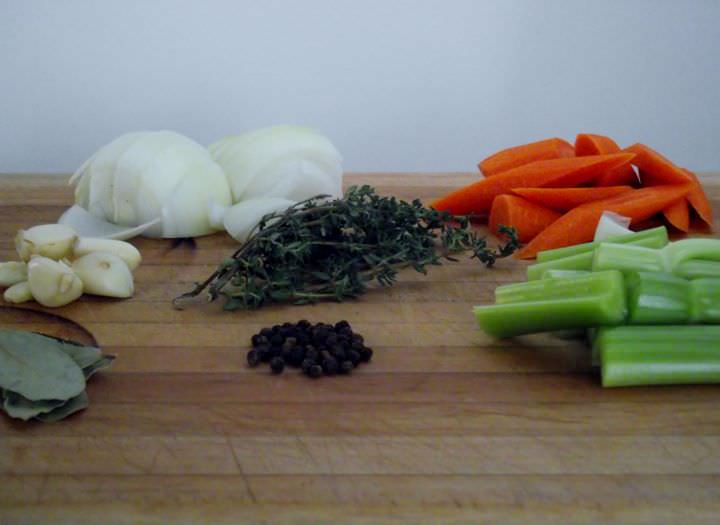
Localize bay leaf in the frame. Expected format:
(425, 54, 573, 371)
(2, 390, 66, 421)
(33, 332, 102, 369)
(0, 330, 86, 401)
(82, 355, 116, 379)
(35, 391, 89, 422)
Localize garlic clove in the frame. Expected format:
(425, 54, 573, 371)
(73, 238, 142, 271)
(71, 252, 134, 298)
(15, 224, 78, 261)
(0, 261, 28, 287)
(27, 257, 83, 307)
(3, 281, 32, 303)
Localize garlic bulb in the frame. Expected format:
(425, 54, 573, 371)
(15, 224, 77, 261)
(71, 252, 134, 298)
(27, 257, 83, 307)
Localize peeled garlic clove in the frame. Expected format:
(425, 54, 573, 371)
(0, 261, 28, 287)
(15, 224, 78, 261)
(3, 281, 32, 303)
(27, 257, 83, 307)
(71, 252, 134, 298)
(73, 238, 142, 271)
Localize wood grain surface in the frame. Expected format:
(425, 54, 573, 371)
(1, 173, 719, 525)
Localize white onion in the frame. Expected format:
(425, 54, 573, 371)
(210, 125, 343, 203)
(594, 211, 633, 242)
(68, 131, 232, 238)
(222, 197, 297, 243)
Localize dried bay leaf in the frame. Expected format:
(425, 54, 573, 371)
(34, 332, 103, 369)
(82, 355, 115, 379)
(0, 330, 85, 401)
(2, 390, 66, 421)
(34, 391, 89, 422)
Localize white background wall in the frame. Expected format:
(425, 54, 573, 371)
(1, 0, 719, 173)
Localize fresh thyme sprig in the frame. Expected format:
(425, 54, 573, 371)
(173, 185, 519, 310)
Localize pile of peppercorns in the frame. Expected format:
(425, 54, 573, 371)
(247, 320, 373, 378)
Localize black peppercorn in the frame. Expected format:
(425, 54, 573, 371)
(301, 358, 315, 373)
(322, 356, 339, 375)
(260, 327, 273, 338)
(270, 356, 285, 374)
(289, 347, 306, 367)
(307, 364, 323, 378)
(352, 334, 364, 345)
(298, 319, 311, 330)
(251, 334, 267, 347)
(270, 333, 284, 346)
(246, 350, 261, 367)
(258, 348, 271, 363)
(339, 360, 354, 374)
(335, 320, 351, 331)
(360, 347, 373, 362)
(348, 350, 361, 366)
(305, 346, 319, 362)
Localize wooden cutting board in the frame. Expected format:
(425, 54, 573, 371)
(1, 173, 719, 524)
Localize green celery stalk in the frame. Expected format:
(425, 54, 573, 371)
(690, 279, 720, 323)
(626, 272, 691, 325)
(667, 239, 720, 278)
(475, 271, 627, 338)
(527, 252, 595, 281)
(535, 226, 669, 263)
(595, 325, 720, 387)
(541, 269, 591, 280)
(592, 238, 720, 278)
(592, 243, 667, 273)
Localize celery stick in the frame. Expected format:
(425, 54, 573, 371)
(592, 243, 667, 273)
(665, 239, 720, 275)
(527, 252, 594, 280)
(596, 325, 720, 387)
(535, 226, 668, 263)
(475, 271, 626, 338)
(675, 259, 720, 279)
(690, 279, 720, 323)
(542, 269, 590, 280)
(625, 272, 691, 325)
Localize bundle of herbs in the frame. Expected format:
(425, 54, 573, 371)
(174, 185, 518, 311)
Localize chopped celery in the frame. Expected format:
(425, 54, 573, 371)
(542, 269, 590, 280)
(595, 325, 720, 387)
(592, 243, 667, 273)
(475, 271, 626, 338)
(535, 226, 668, 263)
(625, 272, 691, 324)
(527, 252, 594, 281)
(592, 238, 720, 278)
(690, 279, 720, 323)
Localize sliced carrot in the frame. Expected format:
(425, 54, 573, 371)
(516, 184, 693, 259)
(479, 138, 574, 177)
(624, 143, 692, 186)
(432, 153, 634, 216)
(574, 133, 637, 186)
(662, 198, 690, 232)
(511, 186, 633, 212)
(489, 194, 562, 243)
(683, 169, 714, 229)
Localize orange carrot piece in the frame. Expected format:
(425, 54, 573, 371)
(683, 169, 714, 229)
(516, 184, 693, 259)
(511, 186, 633, 212)
(662, 198, 690, 232)
(432, 153, 634, 216)
(625, 143, 692, 186)
(489, 194, 562, 243)
(479, 138, 574, 177)
(574, 133, 637, 186)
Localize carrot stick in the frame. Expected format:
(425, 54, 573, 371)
(432, 153, 634, 216)
(683, 169, 714, 229)
(489, 194, 562, 243)
(624, 143, 693, 185)
(574, 133, 637, 186)
(516, 184, 693, 259)
(662, 198, 690, 232)
(511, 186, 633, 212)
(479, 138, 574, 177)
